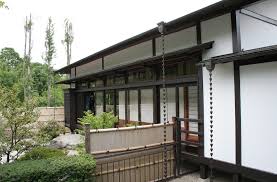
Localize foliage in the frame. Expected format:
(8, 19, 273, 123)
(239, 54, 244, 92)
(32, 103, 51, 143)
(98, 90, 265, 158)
(0, 155, 96, 182)
(79, 111, 119, 129)
(0, 0, 8, 9)
(0, 86, 38, 163)
(19, 147, 66, 161)
(35, 120, 65, 144)
(0, 47, 64, 106)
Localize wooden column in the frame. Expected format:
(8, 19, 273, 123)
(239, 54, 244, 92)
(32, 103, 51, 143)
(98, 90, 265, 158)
(84, 123, 91, 154)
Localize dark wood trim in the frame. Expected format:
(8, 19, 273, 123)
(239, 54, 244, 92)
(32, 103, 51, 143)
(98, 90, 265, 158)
(156, 86, 160, 123)
(175, 87, 179, 118)
(196, 22, 201, 45)
(152, 38, 156, 56)
(103, 90, 106, 112)
(125, 90, 128, 122)
(231, 10, 241, 53)
(240, 8, 277, 27)
(138, 89, 141, 121)
(153, 86, 158, 123)
(102, 57, 104, 70)
(234, 62, 241, 166)
(113, 89, 116, 115)
(197, 66, 204, 157)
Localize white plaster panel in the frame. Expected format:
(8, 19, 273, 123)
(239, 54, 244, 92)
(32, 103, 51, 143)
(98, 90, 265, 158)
(246, 0, 277, 20)
(76, 58, 102, 77)
(201, 14, 233, 60)
(203, 62, 236, 164)
(240, 13, 277, 51)
(118, 91, 125, 120)
(141, 89, 154, 123)
(129, 90, 138, 121)
(156, 26, 197, 55)
(160, 88, 176, 122)
(104, 40, 152, 69)
(240, 62, 277, 174)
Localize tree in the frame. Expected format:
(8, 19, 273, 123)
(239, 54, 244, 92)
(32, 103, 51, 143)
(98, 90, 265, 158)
(23, 15, 33, 101)
(62, 18, 73, 66)
(43, 17, 56, 107)
(0, 0, 8, 9)
(0, 87, 38, 163)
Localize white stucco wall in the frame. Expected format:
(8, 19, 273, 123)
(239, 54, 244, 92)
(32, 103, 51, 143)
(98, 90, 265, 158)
(141, 89, 154, 123)
(118, 91, 125, 120)
(129, 90, 139, 121)
(201, 13, 233, 60)
(104, 40, 152, 69)
(240, 0, 277, 50)
(240, 62, 277, 174)
(203, 62, 236, 164)
(156, 26, 197, 55)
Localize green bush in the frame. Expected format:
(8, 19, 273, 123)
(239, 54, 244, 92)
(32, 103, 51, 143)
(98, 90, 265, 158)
(36, 120, 65, 143)
(0, 155, 96, 182)
(79, 111, 118, 129)
(19, 147, 66, 161)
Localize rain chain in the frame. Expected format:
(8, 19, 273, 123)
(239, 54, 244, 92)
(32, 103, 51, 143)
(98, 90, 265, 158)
(158, 21, 168, 180)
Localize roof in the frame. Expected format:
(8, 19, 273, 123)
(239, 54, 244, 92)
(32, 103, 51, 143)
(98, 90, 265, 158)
(200, 44, 277, 65)
(56, 0, 260, 74)
(57, 41, 214, 84)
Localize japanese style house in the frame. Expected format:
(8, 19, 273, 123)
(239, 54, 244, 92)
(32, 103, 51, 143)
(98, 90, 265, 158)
(56, 0, 277, 181)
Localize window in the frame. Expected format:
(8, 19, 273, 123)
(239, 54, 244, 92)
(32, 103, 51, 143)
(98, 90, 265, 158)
(105, 91, 115, 113)
(95, 79, 104, 87)
(128, 68, 154, 82)
(115, 76, 125, 85)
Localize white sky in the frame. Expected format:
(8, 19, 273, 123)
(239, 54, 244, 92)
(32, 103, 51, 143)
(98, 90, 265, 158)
(0, 0, 220, 70)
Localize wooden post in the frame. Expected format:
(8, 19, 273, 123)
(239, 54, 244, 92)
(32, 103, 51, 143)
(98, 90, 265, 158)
(200, 164, 208, 179)
(84, 123, 91, 154)
(172, 117, 177, 177)
(233, 174, 241, 182)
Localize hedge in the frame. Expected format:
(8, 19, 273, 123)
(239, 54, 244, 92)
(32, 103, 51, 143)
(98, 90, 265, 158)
(19, 147, 66, 161)
(0, 155, 96, 182)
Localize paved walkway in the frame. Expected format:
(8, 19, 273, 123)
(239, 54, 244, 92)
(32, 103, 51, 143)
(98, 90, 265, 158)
(170, 172, 232, 182)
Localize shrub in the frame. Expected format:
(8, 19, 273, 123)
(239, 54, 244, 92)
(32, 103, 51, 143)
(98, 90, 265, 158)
(19, 147, 66, 161)
(36, 120, 65, 143)
(79, 111, 118, 129)
(0, 155, 96, 182)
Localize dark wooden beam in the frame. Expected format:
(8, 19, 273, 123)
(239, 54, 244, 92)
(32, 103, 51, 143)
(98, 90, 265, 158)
(234, 62, 241, 166)
(231, 10, 241, 53)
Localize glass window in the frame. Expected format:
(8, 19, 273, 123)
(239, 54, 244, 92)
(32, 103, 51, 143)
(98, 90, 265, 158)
(106, 76, 114, 86)
(95, 92, 103, 115)
(105, 91, 115, 113)
(160, 87, 176, 122)
(95, 79, 104, 87)
(116, 91, 126, 120)
(128, 68, 154, 82)
(84, 94, 92, 112)
(89, 81, 96, 88)
(115, 76, 125, 85)
(141, 89, 154, 123)
(128, 90, 138, 121)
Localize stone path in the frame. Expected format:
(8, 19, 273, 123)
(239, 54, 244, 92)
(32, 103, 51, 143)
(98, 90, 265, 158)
(170, 172, 232, 182)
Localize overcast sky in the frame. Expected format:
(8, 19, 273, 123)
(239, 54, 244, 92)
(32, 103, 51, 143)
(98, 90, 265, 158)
(0, 0, 220, 69)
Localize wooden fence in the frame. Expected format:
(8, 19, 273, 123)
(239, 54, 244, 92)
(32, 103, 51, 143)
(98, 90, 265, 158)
(84, 123, 176, 182)
(36, 107, 64, 123)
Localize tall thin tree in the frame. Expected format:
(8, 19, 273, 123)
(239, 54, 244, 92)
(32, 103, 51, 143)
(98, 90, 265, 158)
(43, 17, 56, 107)
(62, 18, 73, 66)
(23, 14, 33, 101)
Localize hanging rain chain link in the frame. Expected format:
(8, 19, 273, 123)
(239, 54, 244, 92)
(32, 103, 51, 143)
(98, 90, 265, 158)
(158, 21, 168, 180)
(206, 61, 215, 182)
